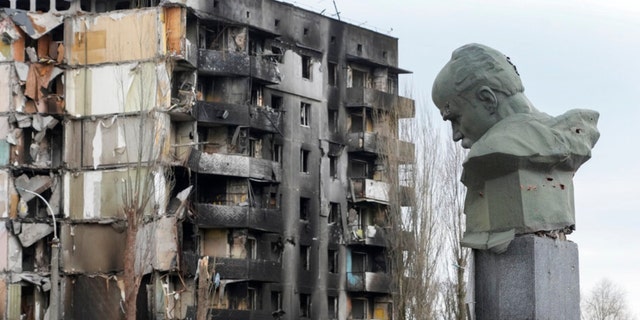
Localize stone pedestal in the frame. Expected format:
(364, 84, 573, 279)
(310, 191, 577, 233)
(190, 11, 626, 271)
(474, 234, 580, 320)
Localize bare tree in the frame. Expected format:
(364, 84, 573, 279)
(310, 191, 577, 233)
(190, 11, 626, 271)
(582, 278, 635, 320)
(378, 92, 463, 319)
(439, 141, 469, 320)
(117, 60, 172, 320)
(374, 87, 473, 320)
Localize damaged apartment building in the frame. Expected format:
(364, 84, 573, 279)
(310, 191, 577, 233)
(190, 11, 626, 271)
(0, 0, 415, 319)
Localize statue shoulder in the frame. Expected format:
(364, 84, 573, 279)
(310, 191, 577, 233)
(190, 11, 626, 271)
(466, 109, 599, 169)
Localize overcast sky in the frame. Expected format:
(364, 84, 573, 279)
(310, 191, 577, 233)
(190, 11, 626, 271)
(286, 0, 640, 314)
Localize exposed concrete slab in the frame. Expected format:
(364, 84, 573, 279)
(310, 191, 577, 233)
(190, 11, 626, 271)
(15, 174, 52, 202)
(474, 234, 580, 320)
(17, 223, 53, 247)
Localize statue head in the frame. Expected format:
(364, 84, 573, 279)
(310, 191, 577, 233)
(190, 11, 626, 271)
(432, 43, 532, 148)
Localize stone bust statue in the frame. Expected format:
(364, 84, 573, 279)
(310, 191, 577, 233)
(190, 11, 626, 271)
(432, 43, 600, 253)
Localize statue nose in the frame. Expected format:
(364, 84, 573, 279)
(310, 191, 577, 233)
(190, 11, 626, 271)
(453, 131, 463, 141)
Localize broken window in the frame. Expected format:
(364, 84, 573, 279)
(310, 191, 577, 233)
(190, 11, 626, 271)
(196, 76, 216, 101)
(269, 192, 279, 209)
(300, 293, 311, 318)
(372, 250, 388, 273)
(200, 23, 245, 52)
(349, 159, 369, 178)
(246, 237, 257, 259)
(272, 144, 282, 163)
(301, 55, 312, 79)
(352, 252, 367, 273)
(300, 245, 310, 271)
(328, 62, 337, 86)
(249, 181, 278, 209)
(357, 43, 363, 55)
(300, 102, 311, 126)
(352, 298, 368, 319)
(329, 155, 338, 179)
(248, 32, 264, 56)
(328, 249, 338, 273)
(328, 202, 340, 224)
(300, 149, 310, 173)
(350, 112, 364, 133)
(271, 94, 283, 110)
(328, 296, 338, 319)
(251, 84, 264, 106)
(299, 197, 310, 221)
(328, 110, 338, 133)
(271, 291, 283, 313)
(248, 286, 260, 310)
(248, 139, 259, 158)
(351, 69, 368, 88)
(227, 282, 250, 309)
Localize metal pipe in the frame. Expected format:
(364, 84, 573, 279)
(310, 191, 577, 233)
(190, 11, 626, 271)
(15, 187, 57, 240)
(15, 187, 59, 320)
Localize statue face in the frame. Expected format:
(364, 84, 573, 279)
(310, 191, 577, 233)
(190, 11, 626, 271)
(432, 62, 501, 148)
(434, 88, 498, 149)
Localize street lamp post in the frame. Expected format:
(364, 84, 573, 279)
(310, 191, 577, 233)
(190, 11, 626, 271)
(16, 187, 59, 320)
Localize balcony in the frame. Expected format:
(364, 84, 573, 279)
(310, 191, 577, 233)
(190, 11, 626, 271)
(346, 87, 415, 118)
(347, 226, 389, 247)
(206, 309, 274, 320)
(187, 149, 281, 182)
(250, 56, 281, 84)
(194, 203, 282, 233)
(346, 132, 415, 163)
(214, 257, 281, 282)
(197, 50, 281, 84)
(198, 50, 250, 76)
(349, 178, 389, 204)
(193, 101, 282, 133)
(346, 272, 393, 293)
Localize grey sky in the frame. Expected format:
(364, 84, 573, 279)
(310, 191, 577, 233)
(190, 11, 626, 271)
(286, 0, 640, 314)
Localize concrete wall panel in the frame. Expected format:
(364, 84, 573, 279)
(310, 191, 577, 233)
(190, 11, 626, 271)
(65, 8, 163, 65)
(65, 62, 171, 116)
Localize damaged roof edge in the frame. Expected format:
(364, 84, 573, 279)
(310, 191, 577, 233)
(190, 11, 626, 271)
(0, 8, 64, 39)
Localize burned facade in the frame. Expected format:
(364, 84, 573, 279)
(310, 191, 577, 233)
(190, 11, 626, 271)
(0, 0, 414, 319)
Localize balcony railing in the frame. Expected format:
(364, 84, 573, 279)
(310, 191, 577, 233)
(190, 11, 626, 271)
(214, 257, 281, 282)
(250, 56, 281, 84)
(194, 203, 282, 233)
(206, 309, 275, 320)
(346, 271, 393, 293)
(198, 50, 281, 84)
(345, 87, 415, 118)
(346, 132, 415, 163)
(349, 178, 389, 204)
(193, 101, 282, 133)
(346, 225, 389, 247)
(198, 49, 250, 76)
(187, 149, 281, 182)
